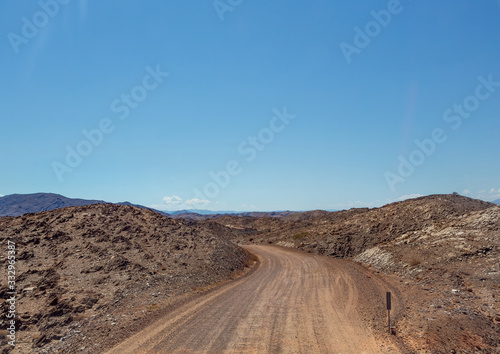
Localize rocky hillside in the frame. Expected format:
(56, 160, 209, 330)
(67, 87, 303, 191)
(354, 205, 500, 352)
(232, 194, 499, 352)
(0, 204, 249, 353)
(246, 194, 494, 257)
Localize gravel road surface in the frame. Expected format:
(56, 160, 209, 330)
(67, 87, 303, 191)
(107, 245, 400, 353)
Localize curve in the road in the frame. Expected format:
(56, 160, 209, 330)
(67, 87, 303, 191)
(107, 245, 400, 353)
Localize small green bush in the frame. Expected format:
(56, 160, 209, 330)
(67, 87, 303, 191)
(293, 232, 309, 240)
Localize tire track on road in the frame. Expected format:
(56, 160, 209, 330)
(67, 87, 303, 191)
(107, 245, 400, 353)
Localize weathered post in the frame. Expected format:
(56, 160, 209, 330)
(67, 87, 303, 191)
(386, 292, 391, 334)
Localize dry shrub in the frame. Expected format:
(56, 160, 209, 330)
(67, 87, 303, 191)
(244, 252, 259, 267)
(409, 257, 421, 266)
(293, 232, 308, 240)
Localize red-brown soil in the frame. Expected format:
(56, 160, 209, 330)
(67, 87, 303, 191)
(229, 194, 500, 352)
(1, 194, 499, 353)
(0, 204, 249, 353)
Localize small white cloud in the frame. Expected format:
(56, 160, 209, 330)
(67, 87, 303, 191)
(150, 196, 213, 211)
(185, 198, 210, 207)
(462, 189, 470, 195)
(162, 195, 183, 206)
(488, 188, 500, 200)
(475, 188, 500, 201)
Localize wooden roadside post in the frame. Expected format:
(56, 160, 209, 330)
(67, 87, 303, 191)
(386, 292, 391, 334)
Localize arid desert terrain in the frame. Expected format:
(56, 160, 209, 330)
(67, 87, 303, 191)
(0, 193, 499, 353)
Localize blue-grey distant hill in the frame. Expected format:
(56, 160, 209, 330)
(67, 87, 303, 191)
(0, 193, 169, 217)
(169, 209, 300, 220)
(493, 199, 500, 205)
(169, 209, 297, 217)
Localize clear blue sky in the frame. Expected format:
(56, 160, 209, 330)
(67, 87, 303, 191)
(1, 0, 499, 211)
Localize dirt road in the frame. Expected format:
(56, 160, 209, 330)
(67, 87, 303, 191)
(107, 245, 400, 353)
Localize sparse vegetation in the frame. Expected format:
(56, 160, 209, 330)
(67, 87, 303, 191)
(293, 232, 308, 240)
(147, 304, 159, 311)
(244, 252, 259, 268)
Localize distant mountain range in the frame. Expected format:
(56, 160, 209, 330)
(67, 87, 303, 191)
(0, 193, 169, 217)
(169, 209, 240, 216)
(0, 193, 296, 218)
(169, 209, 297, 219)
(2, 193, 496, 219)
